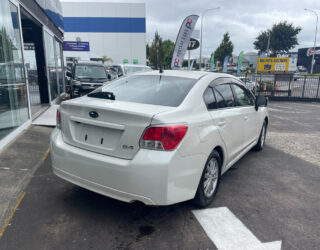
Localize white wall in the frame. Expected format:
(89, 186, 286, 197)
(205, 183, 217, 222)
(62, 1, 146, 64)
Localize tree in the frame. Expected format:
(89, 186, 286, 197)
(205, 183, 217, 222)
(254, 21, 301, 56)
(146, 43, 150, 62)
(214, 32, 234, 65)
(162, 39, 175, 69)
(101, 56, 113, 63)
(149, 31, 165, 69)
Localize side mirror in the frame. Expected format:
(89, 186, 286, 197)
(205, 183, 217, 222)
(66, 71, 72, 78)
(255, 95, 267, 111)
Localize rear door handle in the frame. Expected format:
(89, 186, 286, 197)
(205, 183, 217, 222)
(217, 121, 226, 127)
(244, 116, 248, 121)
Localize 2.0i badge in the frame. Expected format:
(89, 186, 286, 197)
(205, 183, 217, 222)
(89, 111, 99, 118)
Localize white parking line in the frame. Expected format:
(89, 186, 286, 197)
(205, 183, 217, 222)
(193, 207, 282, 250)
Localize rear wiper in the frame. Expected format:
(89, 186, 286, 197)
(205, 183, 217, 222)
(87, 91, 115, 100)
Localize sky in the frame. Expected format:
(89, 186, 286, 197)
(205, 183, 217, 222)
(62, 0, 320, 57)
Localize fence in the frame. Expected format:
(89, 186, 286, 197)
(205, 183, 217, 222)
(238, 74, 320, 101)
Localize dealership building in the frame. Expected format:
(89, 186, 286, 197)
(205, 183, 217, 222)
(61, 1, 146, 65)
(0, 0, 65, 151)
(297, 47, 320, 74)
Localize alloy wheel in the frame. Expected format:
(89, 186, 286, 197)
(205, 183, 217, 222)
(203, 158, 219, 198)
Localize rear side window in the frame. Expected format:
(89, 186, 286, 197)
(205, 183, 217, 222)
(203, 87, 216, 109)
(214, 84, 235, 107)
(99, 75, 196, 107)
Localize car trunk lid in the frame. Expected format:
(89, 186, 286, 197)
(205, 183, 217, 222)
(60, 97, 173, 159)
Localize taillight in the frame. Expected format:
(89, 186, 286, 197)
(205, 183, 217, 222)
(140, 124, 188, 151)
(56, 109, 61, 129)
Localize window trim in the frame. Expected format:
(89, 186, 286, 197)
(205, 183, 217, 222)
(205, 77, 253, 111)
(230, 80, 255, 107)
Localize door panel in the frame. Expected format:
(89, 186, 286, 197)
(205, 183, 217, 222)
(241, 106, 259, 147)
(210, 108, 244, 163)
(231, 83, 259, 148)
(206, 83, 245, 164)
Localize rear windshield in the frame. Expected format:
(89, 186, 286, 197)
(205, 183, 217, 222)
(96, 75, 197, 107)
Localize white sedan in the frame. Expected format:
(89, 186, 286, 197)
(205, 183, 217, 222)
(50, 70, 268, 207)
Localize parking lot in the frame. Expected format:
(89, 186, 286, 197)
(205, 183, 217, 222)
(0, 101, 320, 250)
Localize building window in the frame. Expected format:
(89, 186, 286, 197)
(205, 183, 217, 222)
(0, 0, 29, 140)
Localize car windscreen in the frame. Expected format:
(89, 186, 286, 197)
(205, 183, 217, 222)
(94, 75, 197, 107)
(75, 65, 107, 79)
(124, 66, 151, 75)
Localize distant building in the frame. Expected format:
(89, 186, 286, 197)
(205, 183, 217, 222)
(243, 52, 258, 68)
(62, 1, 146, 65)
(232, 52, 258, 68)
(297, 47, 320, 73)
(232, 56, 250, 68)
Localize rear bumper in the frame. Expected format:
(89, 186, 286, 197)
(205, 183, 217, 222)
(50, 129, 205, 205)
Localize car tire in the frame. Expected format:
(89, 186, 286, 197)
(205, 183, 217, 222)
(193, 150, 221, 208)
(254, 120, 267, 151)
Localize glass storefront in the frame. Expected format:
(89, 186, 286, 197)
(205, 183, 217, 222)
(44, 31, 58, 101)
(24, 43, 43, 118)
(55, 40, 64, 95)
(0, 0, 29, 140)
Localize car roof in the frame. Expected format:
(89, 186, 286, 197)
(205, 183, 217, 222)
(132, 70, 232, 80)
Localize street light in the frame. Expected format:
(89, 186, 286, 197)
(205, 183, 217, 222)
(199, 7, 220, 70)
(266, 31, 271, 57)
(304, 8, 318, 74)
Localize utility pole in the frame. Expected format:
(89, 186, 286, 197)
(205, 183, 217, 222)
(267, 31, 271, 57)
(305, 8, 318, 74)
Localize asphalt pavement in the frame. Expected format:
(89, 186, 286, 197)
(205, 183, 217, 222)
(0, 101, 320, 250)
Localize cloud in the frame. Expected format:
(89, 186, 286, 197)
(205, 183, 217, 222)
(143, 0, 320, 56)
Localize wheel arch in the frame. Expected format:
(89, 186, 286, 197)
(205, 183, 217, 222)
(213, 145, 225, 171)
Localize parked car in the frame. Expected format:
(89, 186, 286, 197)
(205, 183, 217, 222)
(51, 71, 268, 207)
(293, 71, 300, 81)
(297, 65, 308, 73)
(105, 67, 118, 81)
(110, 64, 152, 77)
(67, 61, 109, 97)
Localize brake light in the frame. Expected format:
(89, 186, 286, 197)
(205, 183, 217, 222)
(56, 109, 61, 129)
(140, 125, 188, 151)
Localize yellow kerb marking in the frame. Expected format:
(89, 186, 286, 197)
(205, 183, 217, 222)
(0, 192, 26, 237)
(41, 147, 51, 162)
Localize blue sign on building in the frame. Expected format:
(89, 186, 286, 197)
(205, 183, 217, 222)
(63, 41, 90, 51)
